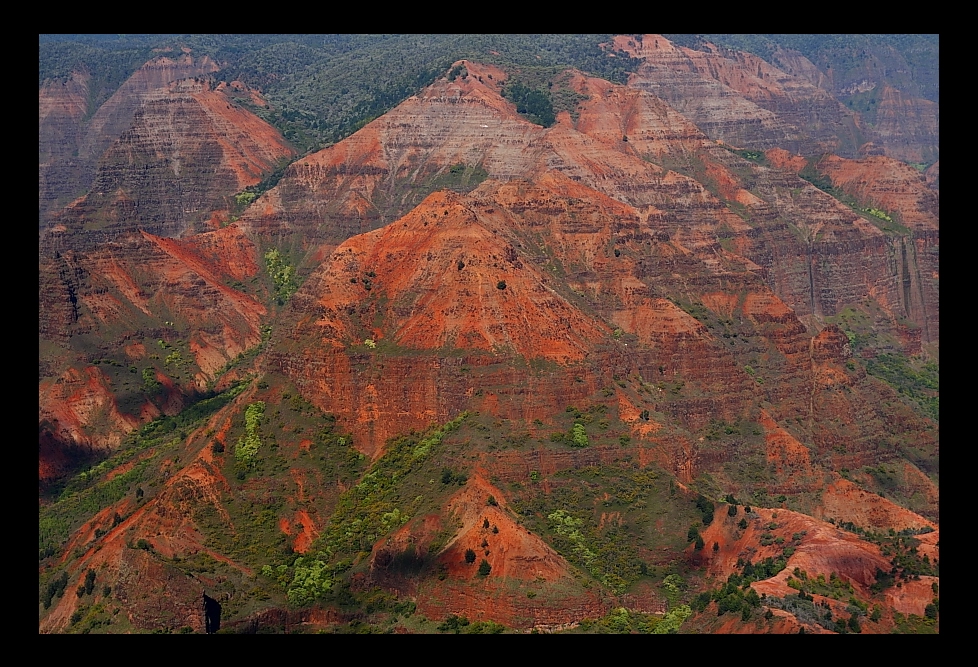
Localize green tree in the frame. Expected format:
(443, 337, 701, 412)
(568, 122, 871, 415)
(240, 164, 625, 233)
(478, 559, 491, 576)
(695, 495, 715, 526)
(83, 569, 96, 595)
(438, 615, 470, 633)
(571, 423, 589, 447)
(465, 548, 476, 564)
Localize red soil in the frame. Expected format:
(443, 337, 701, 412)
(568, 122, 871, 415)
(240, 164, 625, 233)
(816, 478, 936, 532)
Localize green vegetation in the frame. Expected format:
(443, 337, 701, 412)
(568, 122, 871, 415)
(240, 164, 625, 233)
(424, 162, 489, 195)
(571, 423, 589, 448)
(799, 159, 910, 234)
(723, 146, 769, 166)
(42, 35, 641, 154)
(41, 571, 69, 609)
(832, 522, 938, 583)
(765, 593, 846, 633)
(550, 71, 591, 121)
(865, 353, 939, 421)
(264, 249, 299, 305)
(691, 577, 763, 617)
(235, 401, 265, 465)
(39, 381, 247, 559)
(271, 414, 469, 606)
(506, 458, 699, 595)
(502, 80, 556, 127)
(785, 569, 855, 600)
(436, 614, 505, 634)
(695, 495, 715, 526)
(548, 405, 614, 448)
(893, 611, 938, 634)
(141, 366, 160, 392)
(575, 605, 691, 634)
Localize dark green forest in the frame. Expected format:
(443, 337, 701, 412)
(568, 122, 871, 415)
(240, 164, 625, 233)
(40, 34, 642, 153)
(40, 33, 938, 156)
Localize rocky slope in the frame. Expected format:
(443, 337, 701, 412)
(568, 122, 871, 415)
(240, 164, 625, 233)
(39, 43, 937, 634)
(615, 35, 860, 157)
(39, 54, 223, 225)
(49, 78, 293, 241)
(40, 57, 294, 486)
(38, 225, 268, 487)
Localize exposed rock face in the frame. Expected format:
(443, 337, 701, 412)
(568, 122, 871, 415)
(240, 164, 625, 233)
(812, 155, 937, 230)
(40, 55, 291, 482)
(254, 65, 936, 467)
(616, 35, 858, 156)
(617, 35, 939, 165)
(817, 478, 936, 531)
(40, 47, 937, 634)
(39, 226, 266, 484)
(870, 85, 939, 164)
(367, 475, 611, 629)
(924, 160, 939, 189)
(39, 55, 222, 225)
(39, 72, 91, 223)
(761, 149, 939, 343)
(247, 61, 937, 352)
(52, 79, 293, 241)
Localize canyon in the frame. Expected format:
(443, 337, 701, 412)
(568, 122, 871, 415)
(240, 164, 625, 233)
(39, 34, 937, 634)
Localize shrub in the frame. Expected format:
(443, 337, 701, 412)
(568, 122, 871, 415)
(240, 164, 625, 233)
(235, 401, 265, 464)
(438, 615, 470, 633)
(571, 423, 589, 447)
(83, 569, 96, 595)
(695, 495, 715, 526)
